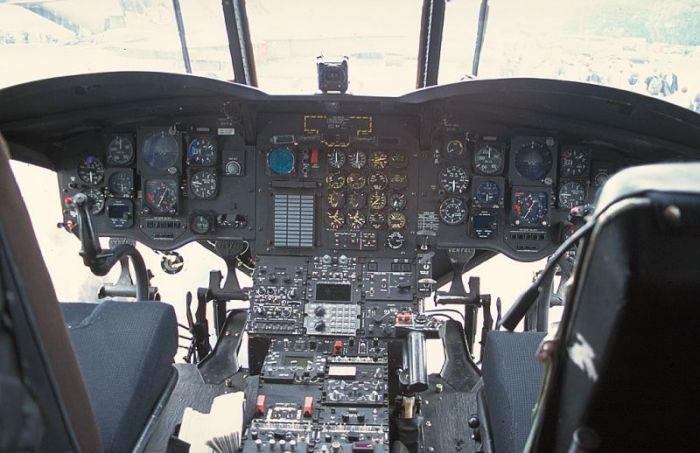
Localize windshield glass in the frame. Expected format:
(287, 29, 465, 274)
(441, 0, 700, 112)
(1, 0, 699, 112)
(246, 0, 422, 95)
(0, 0, 234, 89)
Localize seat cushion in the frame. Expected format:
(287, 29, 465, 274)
(481, 331, 546, 453)
(61, 301, 177, 453)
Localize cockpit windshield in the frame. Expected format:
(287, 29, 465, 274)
(1, 0, 699, 112)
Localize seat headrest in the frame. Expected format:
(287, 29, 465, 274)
(594, 162, 700, 217)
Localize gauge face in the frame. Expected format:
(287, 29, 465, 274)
(77, 156, 105, 185)
(439, 166, 470, 194)
(368, 172, 388, 190)
(268, 147, 295, 175)
(368, 191, 387, 210)
(108, 171, 134, 196)
(386, 231, 405, 249)
(145, 179, 179, 214)
(188, 137, 217, 166)
(471, 210, 498, 239)
(389, 193, 407, 210)
(560, 148, 590, 177)
(594, 171, 609, 187)
(85, 188, 105, 215)
(369, 151, 388, 169)
(190, 169, 218, 199)
(512, 190, 549, 226)
(389, 151, 407, 168)
(388, 212, 407, 230)
(347, 173, 366, 190)
(474, 144, 505, 175)
(445, 140, 465, 158)
(515, 142, 552, 180)
(369, 212, 386, 229)
(475, 180, 500, 205)
(327, 191, 345, 209)
(439, 197, 467, 225)
(191, 215, 211, 234)
(326, 172, 346, 190)
(107, 135, 134, 165)
(348, 150, 367, 169)
(143, 131, 180, 171)
(327, 149, 347, 169)
(327, 209, 345, 229)
(346, 192, 366, 209)
(347, 209, 366, 230)
(558, 181, 586, 209)
(224, 160, 242, 176)
(389, 172, 408, 190)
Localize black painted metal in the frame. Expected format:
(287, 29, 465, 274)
(222, 0, 258, 86)
(416, 0, 446, 88)
(472, 0, 489, 76)
(171, 0, 192, 74)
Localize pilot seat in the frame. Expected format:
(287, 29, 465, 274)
(0, 134, 178, 452)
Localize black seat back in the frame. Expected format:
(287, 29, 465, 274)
(529, 163, 700, 452)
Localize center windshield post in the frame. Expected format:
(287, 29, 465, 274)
(416, 0, 447, 88)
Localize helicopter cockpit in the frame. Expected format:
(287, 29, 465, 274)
(2, 1, 700, 452)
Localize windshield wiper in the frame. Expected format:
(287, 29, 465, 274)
(471, 0, 490, 77)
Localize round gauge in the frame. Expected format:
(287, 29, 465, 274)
(369, 212, 386, 229)
(388, 212, 407, 230)
(85, 188, 105, 215)
(348, 150, 367, 169)
(474, 144, 505, 175)
(187, 137, 217, 166)
(327, 209, 345, 230)
(475, 180, 500, 205)
(145, 179, 179, 214)
(327, 149, 346, 169)
(328, 191, 345, 209)
(347, 209, 366, 230)
(389, 151, 407, 168)
(190, 169, 218, 199)
(439, 166, 470, 194)
(77, 156, 105, 185)
(368, 191, 387, 210)
(107, 135, 134, 165)
(191, 215, 211, 234)
(268, 147, 295, 175)
(515, 141, 552, 180)
(143, 131, 180, 171)
(326, 172, 346, 190)
(347, 173, 366, 190)
(346, 192, 366, 209)
(369, 151, 388, 169)
(386, 231, 405, 250)
(389, 193, 407, 211)
(368, 172, 388, 190)
(560, 148, 590, 177)
(594, 171, 609, 187)
(558, 181, 586, 209)
(445, 140, 465, 158)
(512, 190, 549, 226)
(388, 172, 408, 190)
(108, 171, 134, 196)
(439, 197, 468, 225)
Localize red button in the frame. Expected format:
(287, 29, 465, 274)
(255, 394, 266, 416)
(303, 396, 314, 417)
(310, 148, 319, 165)
(333, 340, 343, 354)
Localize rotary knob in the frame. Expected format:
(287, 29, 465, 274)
(314, 306, 326, 316)
(314, 320, 326, 331)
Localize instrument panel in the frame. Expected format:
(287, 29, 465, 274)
(58, 111, 626, 261)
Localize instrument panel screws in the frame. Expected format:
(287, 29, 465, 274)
(425, 421, 432, 427)
(435, 383, 443, 393)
